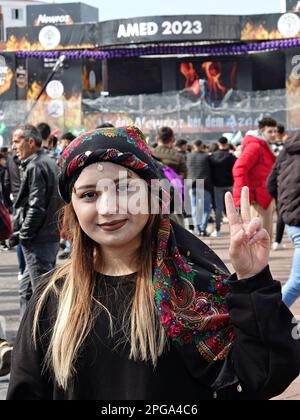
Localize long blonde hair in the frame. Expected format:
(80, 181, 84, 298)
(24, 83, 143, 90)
(33, 204, 166, 390)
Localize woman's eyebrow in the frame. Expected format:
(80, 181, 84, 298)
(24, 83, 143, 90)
(75, 176, 133, 191)
(75, 184, 97, 191)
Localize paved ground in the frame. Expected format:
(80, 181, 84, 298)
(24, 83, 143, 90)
(0, 222, 299, 400)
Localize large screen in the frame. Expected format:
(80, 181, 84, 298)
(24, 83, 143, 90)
(178, 60, 238, 104)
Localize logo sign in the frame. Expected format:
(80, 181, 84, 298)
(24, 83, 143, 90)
(117, 20, 203, 39)
(48, 100, 64, 118)
(39, 25, 61, 49)
(278, 13, 300, 37)
(34, 14, 73, 26)
(46, 80, 64, 99)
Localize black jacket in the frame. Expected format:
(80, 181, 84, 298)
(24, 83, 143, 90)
(187, 151, 213, 192)
(13, 149, 62, 244)
(210, 150, 237, 188)
(0, 166, 12, 209)
(7, 224, 300, 400)
(267, 135, 300, 226)
(7, 266, 300, 400)
(4, 152, 21, 202)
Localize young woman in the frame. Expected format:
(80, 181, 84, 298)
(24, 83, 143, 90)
(7, 126, 300, 400)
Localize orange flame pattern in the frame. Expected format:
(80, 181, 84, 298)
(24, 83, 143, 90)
(201, 62, 227, 99)
(241, 22, 300, 40)
(180, 61, 230, 99)
(82, 65, 102, 92)
(180, 63, 199, 89)
(26, 81, 46, 101)
(4, 35, 94, 52)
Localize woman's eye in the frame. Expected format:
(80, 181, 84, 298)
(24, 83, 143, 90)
(80, 191, 97, 200)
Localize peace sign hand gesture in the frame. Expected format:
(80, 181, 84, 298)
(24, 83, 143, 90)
(225, 186, 271, 280)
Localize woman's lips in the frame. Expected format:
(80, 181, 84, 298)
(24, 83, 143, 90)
(98, 219, 128, 232)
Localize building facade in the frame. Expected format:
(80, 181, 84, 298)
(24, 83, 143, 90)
(0, 0, 45, 41)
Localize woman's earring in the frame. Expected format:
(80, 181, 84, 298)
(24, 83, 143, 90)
(97, 163, 104, 172)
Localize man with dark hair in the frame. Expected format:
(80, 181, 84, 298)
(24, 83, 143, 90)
(271, 123, 288, 157)
(36, 122, 57, 159)
(96, 123, 115, 128)
(153, 127, 187, 179)
(210, 136, 237, 237)
(269, 123, 289, 250)
(4, 147, 24, 276)
(187, 140, 213, 236)
(11, 124, 61, 317)
(0, 152, 11, 249)
(233, 117, 277, 238)
(36, 122, 51, 148)
(57, 131, 76, 155)
(0, 175, 13, 376)
(175, 139, 189, 162)
(0, 147, 9, 158)
(0, 152, 11, 211)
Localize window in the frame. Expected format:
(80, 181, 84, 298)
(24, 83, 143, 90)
(0, 13, 3, 41)
(11, 9, 23, 21)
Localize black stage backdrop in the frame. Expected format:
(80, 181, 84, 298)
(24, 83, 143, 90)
(96, 15, 241, 46)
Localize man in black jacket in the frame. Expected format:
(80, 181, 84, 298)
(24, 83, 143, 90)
(4, 151, 21, 203)
(187, 140, 213, 236)
(267, 133, 300, 307)
(12, 124, 61, 317)
(210, 137, 237, 237)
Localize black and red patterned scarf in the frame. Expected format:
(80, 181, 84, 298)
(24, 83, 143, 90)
(58, 126, 234, 367)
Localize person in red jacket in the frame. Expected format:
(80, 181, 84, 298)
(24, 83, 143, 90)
(233, 117, 277, 238)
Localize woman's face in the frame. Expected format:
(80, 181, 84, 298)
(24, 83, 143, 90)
(72, 162, 150, 248)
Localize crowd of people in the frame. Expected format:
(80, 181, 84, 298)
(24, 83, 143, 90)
(0, 118, 300, 399)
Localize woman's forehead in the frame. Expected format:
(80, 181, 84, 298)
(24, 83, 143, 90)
(74, 162, 138, 185)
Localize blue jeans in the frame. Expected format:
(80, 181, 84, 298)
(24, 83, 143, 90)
(189, 188, 212, 233)
(214, 186, 233, 231)
(16, 244, 26, 275)
(20, 241, 59, 318)
(282, 225, 300, 308)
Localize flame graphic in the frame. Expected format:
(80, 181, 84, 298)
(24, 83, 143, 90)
(0, 68, 14, 96)
(180, 63, 202, 95)
(201, 62, 227, 99)
(180, 63, 199, 88)
(82, 65, 102, 92)
(26, 81, 47, 101)
(4, 35, 94, 52)
(241, 21, 300, 40)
